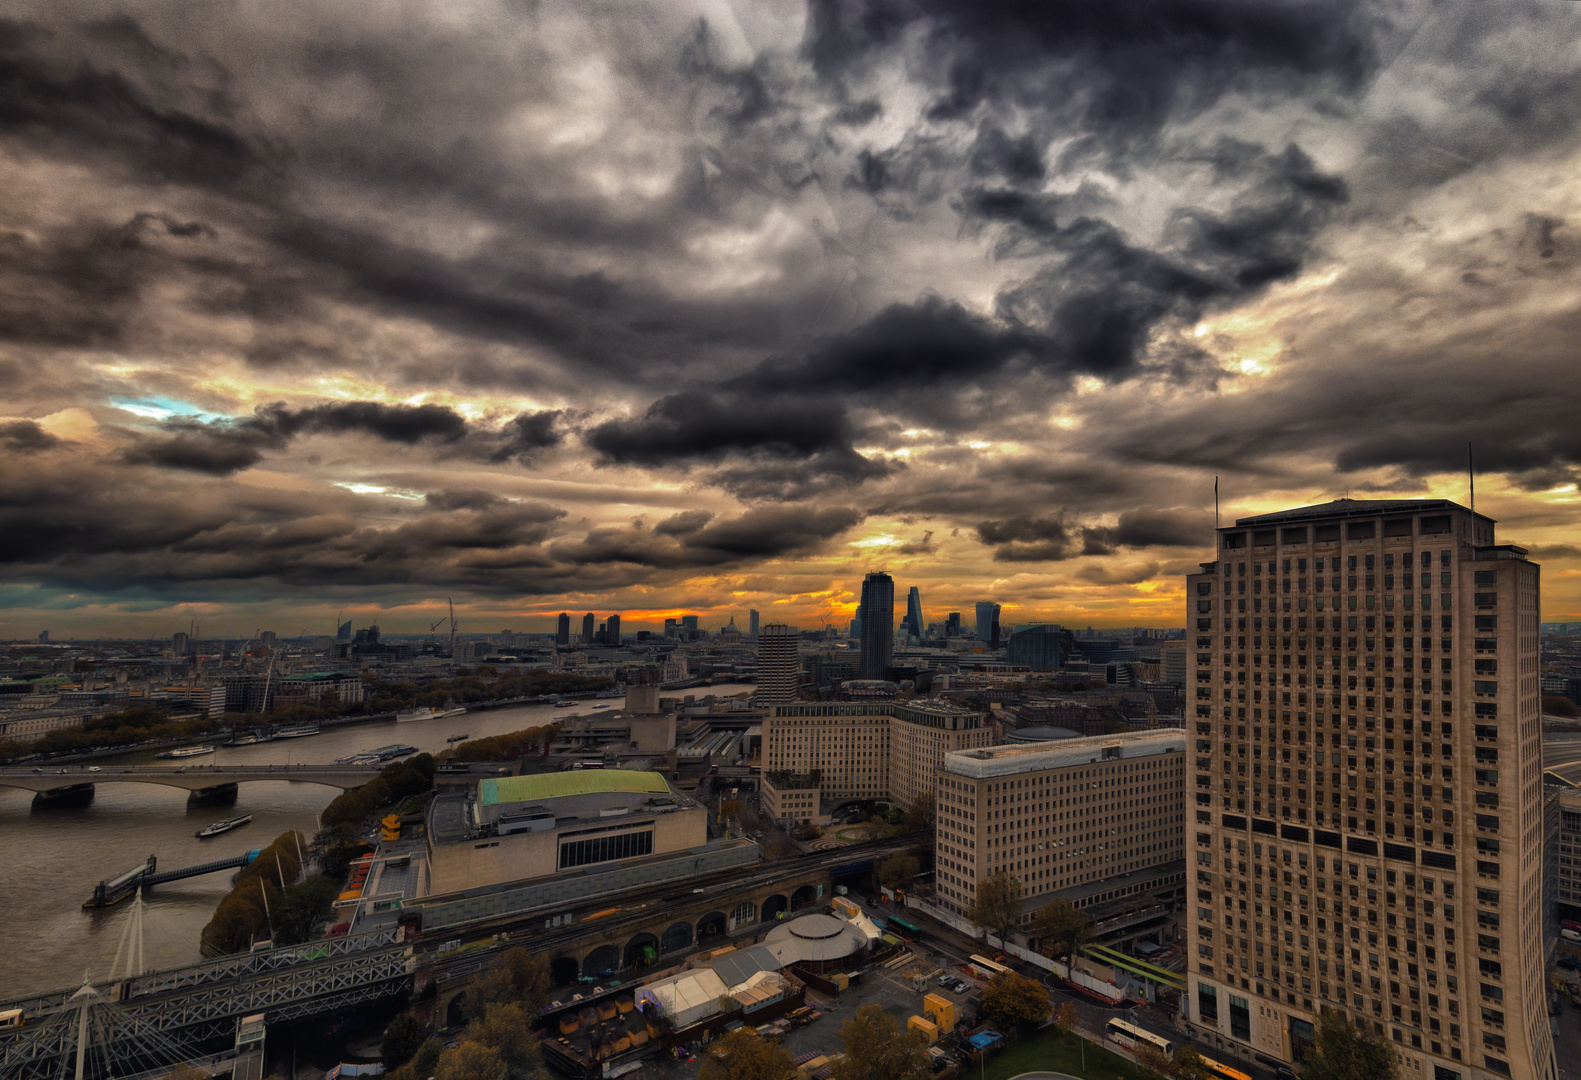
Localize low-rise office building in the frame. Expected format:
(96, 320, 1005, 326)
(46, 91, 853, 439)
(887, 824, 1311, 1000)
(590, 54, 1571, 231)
(422, 769, 709, 895)
(935, 730, 1188, 920)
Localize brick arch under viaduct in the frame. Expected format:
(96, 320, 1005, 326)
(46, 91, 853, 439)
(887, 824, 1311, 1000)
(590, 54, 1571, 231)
(438, 866, 832, 1023)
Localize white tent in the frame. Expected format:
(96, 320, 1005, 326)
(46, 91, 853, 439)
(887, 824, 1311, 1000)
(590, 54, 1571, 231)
(635, 967, 729, 1029)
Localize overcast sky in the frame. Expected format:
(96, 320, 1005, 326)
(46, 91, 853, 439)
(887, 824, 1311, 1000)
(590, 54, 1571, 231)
(3, 0, 1580, 640)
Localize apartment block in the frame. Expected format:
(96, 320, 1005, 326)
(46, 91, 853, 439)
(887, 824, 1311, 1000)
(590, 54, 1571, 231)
(760, 701, 991, 820)
(1185, 499, 1552, 1080)
(935, 731, 1187, 919)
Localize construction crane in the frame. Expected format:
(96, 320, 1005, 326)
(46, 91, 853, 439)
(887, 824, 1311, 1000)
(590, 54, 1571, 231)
(447, 597, 458, 658)
(427, 615, 448, 648)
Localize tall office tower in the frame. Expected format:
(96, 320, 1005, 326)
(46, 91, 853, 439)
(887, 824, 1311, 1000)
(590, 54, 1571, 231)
(946, 612, 961, 637)
(749, 609, 760, 639)
(680, 615, 699, 633)
(1185, 499, 1550, 1080)
(260, 630, 277, 648)
(606, 613, 621, 645)
(975, 601, 1000, 642)
(556, 612, 571, 646)
(336, 620, 353, 641)
(859, 572, 895, 679)
(664, 618, 678, 638)
(582, 612, 596, 643)
(172, 631, 190, 657)
(757, 624, 800, 704)
(904, 586, 924, 642)
(989, 616, 1001, 650)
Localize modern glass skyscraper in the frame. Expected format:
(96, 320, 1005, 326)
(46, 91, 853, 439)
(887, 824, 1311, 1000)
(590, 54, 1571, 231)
(1185, 499, 1552, 1080)
(859, 572, 895, 679)
(749, 609, 760, 638)
(975, 601, 1000, 642)
(581, 612, 595, 643)
(904, 586, 924, 642)
(555, 612, 570, 646)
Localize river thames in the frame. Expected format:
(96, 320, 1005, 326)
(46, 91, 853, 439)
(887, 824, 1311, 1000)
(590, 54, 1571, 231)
(0, 686, 752, 1000)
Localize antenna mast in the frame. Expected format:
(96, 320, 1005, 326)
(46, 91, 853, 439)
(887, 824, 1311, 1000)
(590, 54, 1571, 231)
(1214, 475, 1220, 530)
(1468, 441, 1475, 515)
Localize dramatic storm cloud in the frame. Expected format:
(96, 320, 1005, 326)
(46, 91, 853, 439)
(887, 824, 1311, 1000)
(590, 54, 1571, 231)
(3, 0, 1581, 636)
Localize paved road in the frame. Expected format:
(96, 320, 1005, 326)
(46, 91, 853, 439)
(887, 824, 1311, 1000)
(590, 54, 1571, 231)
(1545, 729, 1581, 785)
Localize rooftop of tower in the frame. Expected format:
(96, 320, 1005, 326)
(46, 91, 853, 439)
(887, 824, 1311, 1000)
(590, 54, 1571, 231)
(1233, 497, 1491, 527)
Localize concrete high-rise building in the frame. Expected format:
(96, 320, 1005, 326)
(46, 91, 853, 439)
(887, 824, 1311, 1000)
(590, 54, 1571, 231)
(756, 624, 800, 704)
(859, 572, 895, 680)
(946, 612, 961, 638)
(680, 615, 699, 633)
(556, 612, 571, 646)
(975, 602, 1000, 643)
(582, 612, 596, 643)
(749, 609, 760, 639)
(1160, 640, 1187, 684)
(1185, 499, 1551, 1080)
(260, 630, 277, 648)
(663, 618, 678, 638)
(904, 586, 924, 642)
(606, 613, 621, 644)
(336, 620, 352, 641)
(172, 631, 190, 657)
(935, 731, 1187, 919)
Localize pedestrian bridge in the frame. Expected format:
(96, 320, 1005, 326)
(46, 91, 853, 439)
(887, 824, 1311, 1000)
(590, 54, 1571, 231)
(0, 763, 384, 794)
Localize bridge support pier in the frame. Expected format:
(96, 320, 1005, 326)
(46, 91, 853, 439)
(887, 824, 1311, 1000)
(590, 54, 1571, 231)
(189, 783, 239, 804)
(32, 783, 95, 809)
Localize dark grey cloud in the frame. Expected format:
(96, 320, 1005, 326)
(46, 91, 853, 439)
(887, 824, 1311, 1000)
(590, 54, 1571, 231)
(978, 506, 1213, 562)
(0, 420, 62, 452)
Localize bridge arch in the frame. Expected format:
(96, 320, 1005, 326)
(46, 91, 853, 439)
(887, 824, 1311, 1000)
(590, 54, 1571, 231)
(728, 901, 756, 930)
(791, 884, 818, 910)
(582, 944, 620, 979)
(446, 991, 469, 1028)
(760, 894, 788, 922)
(696, 910, 727, 942)
(660, 921, 693, 955)
(624, 932, 659, 970)
(550, 956, 580, 985)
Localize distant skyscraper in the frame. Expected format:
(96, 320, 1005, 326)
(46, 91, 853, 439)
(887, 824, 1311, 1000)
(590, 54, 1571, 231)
(556, 612, 571, 646)
(749, 609, 760, 638)
(945, 612, 961, 637)
(858, 572, 895, 679)
(664, 618, 678, 638)
(680, 615, 699, 632)
(172, 631, 189, 656)
(989, 615, 1001, 650)
(757, 624, 799, 704)
(37, 630, 48, 643)
(904, 586, 924, 642)
(606, 613, 621, 644)
(974, 601, 1000, 642)
(260, 630, 277, 648)
(582, 612, 596, 643)
(1005, 624, 1063, 670)
(336, 620, 352, 641)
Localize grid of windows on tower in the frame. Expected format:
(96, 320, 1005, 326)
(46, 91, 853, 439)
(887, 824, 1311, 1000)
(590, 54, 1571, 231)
(1184, 507, 1545, 1080)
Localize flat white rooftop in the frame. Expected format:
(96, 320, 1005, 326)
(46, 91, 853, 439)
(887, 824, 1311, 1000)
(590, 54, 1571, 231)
(944, 729, 1186, 779)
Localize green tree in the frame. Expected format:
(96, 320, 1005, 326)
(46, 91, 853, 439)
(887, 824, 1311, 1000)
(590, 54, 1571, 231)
(381, 1013, 429, 1070)
(1173, 1045, 1213, 1080)
(269, 876, 339, 946)
(1300, 1010, 1398, 1080)
(1032, 897, 1091, 962)
(903, 791, 936, 835)
(830, 1004, 930, 1080)
(434, 1040, 507, 1080)
(1053, 1001, 1078, 1033)
(877, 853, 921, 891)
(461, 947, 553, 1021)
(464, 1002, 541, 1077)
(969, 870, 1024, 947)
(1134, 1043, 1171, 1078)
(979, 971, 1050, 1031)
(1543, 694, 1580, 718)
(699, 1028, 797, 1080)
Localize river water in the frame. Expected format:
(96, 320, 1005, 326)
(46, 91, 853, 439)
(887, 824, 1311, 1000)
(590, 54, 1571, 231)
(0, 686, 752, 1000)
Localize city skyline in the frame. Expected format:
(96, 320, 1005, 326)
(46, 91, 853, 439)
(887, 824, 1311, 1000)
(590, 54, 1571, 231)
(5, 2, 1581, 641)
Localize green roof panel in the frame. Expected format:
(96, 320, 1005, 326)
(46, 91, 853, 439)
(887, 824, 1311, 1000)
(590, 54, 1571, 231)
(480, 770, 671, 807)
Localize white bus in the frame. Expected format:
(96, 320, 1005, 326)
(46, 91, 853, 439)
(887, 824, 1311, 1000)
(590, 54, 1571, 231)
(1106, 1018, 1174, 1060)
